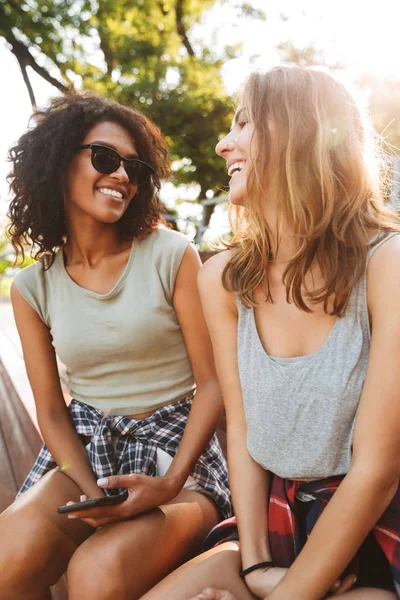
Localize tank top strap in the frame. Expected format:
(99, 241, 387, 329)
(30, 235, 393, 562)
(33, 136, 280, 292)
(354, 231, 400, 342)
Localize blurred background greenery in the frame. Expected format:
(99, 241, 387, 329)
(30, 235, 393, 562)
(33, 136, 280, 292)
(0, 0, 399, 296)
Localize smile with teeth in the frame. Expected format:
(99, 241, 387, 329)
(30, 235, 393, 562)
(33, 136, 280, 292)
(228, 161, 245, 177)
(97, 187, 124, 199)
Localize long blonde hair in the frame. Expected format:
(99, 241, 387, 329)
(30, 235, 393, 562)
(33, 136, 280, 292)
(222, 66, 399, 316)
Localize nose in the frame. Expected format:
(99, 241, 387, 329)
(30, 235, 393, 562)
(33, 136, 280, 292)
(111, 161, 129, 183)
(215, 135, 235, 157)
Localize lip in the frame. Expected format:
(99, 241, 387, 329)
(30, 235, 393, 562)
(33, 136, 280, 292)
(95, 184, 128, 199)
(226, 158, 246, 171)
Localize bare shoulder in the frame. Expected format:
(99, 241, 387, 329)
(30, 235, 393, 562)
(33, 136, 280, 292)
(367, 233, 400, 278)
(198, 249, 234, 287)
(367, 233, 400, 310)
(198, 250, 236, 314)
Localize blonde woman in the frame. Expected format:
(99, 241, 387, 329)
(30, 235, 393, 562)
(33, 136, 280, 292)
(141, 66, 400, 600)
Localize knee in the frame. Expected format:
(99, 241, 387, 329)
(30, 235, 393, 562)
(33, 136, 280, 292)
(206, 542, 242, 570)
(0, 502, 71, 596)
(0, 516, 41, 595)
(68, 542, 127, 600)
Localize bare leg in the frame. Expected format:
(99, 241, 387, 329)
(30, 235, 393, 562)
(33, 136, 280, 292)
(0, 469, 93, 600)
(67, 489, 221, 600)
(140, 541, 255, 600)
(185, 586, 398, 600)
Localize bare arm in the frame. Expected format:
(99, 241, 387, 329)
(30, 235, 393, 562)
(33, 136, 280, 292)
(198, 252, 271, 565)
(11, 283, 104, 499)
(269, 236, 400, 600)
(163, 244, 225, 489)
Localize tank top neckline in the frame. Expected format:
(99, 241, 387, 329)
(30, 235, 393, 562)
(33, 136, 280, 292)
(57, 240, 136, 300)
(250, 308, 341, 367)
(246, 231, 394, 367)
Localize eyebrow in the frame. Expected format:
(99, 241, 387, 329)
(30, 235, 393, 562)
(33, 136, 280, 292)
(90, 141, 138, 159)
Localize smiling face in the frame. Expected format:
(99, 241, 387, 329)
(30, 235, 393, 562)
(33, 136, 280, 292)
(65, 121, 139, 225)
(215, 105, 255, 206)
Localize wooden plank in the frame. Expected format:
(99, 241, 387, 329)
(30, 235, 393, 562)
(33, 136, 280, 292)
(0, 361, 42, 489)
(0, 419, 18, 512)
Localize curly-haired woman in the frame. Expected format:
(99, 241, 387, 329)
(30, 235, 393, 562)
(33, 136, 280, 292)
(141, 66, 400, 600)
(0, 93, 231, 600)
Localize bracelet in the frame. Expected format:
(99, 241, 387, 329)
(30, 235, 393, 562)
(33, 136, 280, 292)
(239, 561, 275, 578)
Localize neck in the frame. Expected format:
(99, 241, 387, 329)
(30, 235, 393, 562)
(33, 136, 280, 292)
(266, 214, 298, 269)
(64, 215, 127, 265)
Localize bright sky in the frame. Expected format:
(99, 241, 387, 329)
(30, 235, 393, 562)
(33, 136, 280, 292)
(1, 0, 399, 219)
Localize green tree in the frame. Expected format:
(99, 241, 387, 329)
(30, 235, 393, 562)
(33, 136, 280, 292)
(0, 0, 263, 203)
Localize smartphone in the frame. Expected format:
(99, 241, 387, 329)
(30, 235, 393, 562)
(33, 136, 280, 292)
(57, 489, 129, 514)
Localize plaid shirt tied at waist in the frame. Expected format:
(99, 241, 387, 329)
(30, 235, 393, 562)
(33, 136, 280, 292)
(18, 395, 232, 520)
(204, 474, 400, 594)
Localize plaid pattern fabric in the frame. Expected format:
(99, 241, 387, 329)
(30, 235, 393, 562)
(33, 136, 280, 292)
(18, 395, 232, 520)
(204, 474, 400, 593)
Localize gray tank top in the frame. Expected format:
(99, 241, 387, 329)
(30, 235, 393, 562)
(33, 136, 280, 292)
(238, 232, 398, 480)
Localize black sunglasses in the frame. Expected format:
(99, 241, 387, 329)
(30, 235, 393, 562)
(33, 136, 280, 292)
(76, 143, 155, 186)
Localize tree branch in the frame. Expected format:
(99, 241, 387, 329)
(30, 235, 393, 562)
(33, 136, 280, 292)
(175, 0, 195, 57)
(18, 60, 37, 108)
(2, 28, 69, 100)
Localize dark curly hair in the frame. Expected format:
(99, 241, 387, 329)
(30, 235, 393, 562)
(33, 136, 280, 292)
(7, 92, 170, 264)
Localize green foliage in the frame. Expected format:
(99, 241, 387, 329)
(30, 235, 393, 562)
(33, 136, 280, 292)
(0, 228, 35, 274)
(0, 233, 13, 275)
(0, 276, 12, 297)
(1, 0, 244, 200)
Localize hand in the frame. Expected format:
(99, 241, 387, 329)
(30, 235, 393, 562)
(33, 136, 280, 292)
(189, 588, 238, 600)
(244, 565, 288, 598)
(245, 566, 357, 599)
(327, 574, 358, 597)
(64, 473, 182, 527)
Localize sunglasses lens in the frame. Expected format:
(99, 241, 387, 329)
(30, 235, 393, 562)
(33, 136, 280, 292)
(89, 145, 153, 185)
(92, 147, 118, 174)
(125, 162, 152, 186)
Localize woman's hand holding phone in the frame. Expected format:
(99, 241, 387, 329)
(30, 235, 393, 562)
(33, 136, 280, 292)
(58, 472, 182, 527)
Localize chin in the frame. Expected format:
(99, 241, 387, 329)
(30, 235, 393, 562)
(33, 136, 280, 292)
(229, 193, 247, 207)
(102, 212, 126, 223)
(228, 182, 247, 207)
(93, 208, 127, 223)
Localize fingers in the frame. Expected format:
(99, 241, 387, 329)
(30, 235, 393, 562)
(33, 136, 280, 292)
(330, 574, 357, 596)
(77, 516, 117, 528)
(65, 494, 87, 507)
(335, 574, 357, 595)
(67, 504, 123, 520)
(97, 474, 135, 489)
